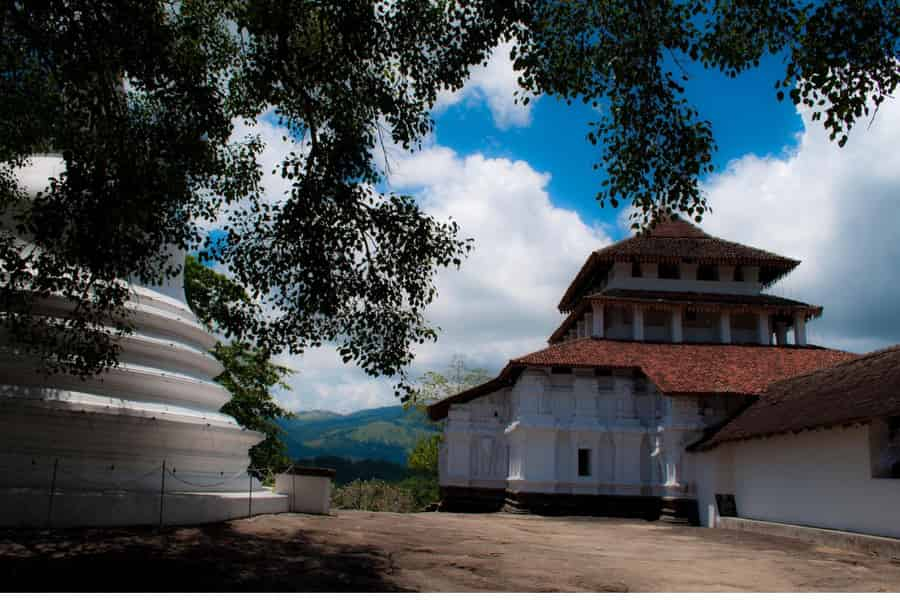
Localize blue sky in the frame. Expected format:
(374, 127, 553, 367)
(231, 44, 900, 414)
(432, 53, 804, 232)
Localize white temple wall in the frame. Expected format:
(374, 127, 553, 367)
(440, 368, 724, 499)
(440, 390, 508, 490)
(695, 425, 900, 538)
(607, 262, 762, 295)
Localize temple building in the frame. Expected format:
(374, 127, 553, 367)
(427, 219, 860, 522)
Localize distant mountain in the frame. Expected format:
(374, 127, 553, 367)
(278, 405, 438, 465)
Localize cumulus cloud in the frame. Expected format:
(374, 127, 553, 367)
(433, 41, 535, 130)
(701, 97, 900, 353)
(274, 141, 612, 413)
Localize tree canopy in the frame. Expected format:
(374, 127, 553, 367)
(1, 1, 897, 390)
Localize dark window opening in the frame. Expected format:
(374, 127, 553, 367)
(734, 265, 744, 281)
(685, 310, 698, 323)
(578, 448, 592, 477)
(631, 261, 642, 277)
(697, 264, 719, 281)
(658, 263, 680, 279)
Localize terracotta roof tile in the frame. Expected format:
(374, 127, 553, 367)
(695, 345, 900, 450)
(427, 339, 856, 420)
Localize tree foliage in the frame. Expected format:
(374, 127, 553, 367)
(513, 0, 900, 228)
(184, 255, 294, 474)
(1, 1, 897, 386)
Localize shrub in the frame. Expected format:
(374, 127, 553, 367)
(332, 479, 418, 513)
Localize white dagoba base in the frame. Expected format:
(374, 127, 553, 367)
(0, 155, 289, 527)
(0, 286, 290, 527)
(0, 488, 289, 528)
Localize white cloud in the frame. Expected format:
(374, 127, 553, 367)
(433, 41, 536, 130)
(701, 97, 900, 353)
(275, 141, 612, 413)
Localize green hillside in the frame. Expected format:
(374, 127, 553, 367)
(279, 405, 437, 465)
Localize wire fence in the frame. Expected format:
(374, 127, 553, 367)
(0, 458, 309, 529)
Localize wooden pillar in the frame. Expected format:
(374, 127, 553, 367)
(671, 308, 683, 343)
(794, 313, 807, 346)
(633, 306, 644, 341)
(775, 322, 788, 346)
(584, 312, 593, 338)
(592, 303, 605, 339)
(757, 312, 770, 346)
(577, 320, 584, 339)
(719, 311, 732, 344)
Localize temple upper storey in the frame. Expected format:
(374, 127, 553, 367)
(550, 219, 820, 347)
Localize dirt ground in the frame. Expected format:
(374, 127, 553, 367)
(2, 510, 900, 592)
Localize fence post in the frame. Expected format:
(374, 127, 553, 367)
(46, 458, 59, 529)
(248, 470, 253, 518)
(291, 465, 296, 513)
(158, 460, 166, 529)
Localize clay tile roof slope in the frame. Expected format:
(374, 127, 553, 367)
(558, 220, 801, 311)
(645, 219, 709, 238)
(696, 344, 900, 450)
(427, 338, 856, 420)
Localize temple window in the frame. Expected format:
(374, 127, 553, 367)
(596, 367, 614, 391)
(633, 374, 648, 394)
(734, 265, 744, 281)
(658, 262, 680, 279)
(697, 264, 719, 281)
(578, 448, 592, 477)
(731, 312, 758, 344)
(631, 261, 642, 277)
(684, 310, 718, 343)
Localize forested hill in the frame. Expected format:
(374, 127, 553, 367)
(278, 405, 437, 465)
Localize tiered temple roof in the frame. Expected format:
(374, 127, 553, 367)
(428, 217, 856, 422)
(558, 219, 800, 312)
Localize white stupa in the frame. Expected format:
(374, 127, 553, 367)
(0, 155, 288, 527)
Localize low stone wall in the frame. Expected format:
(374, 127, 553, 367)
(0, 488, 288, 528)
(275, 468, 335, 515)
(719, 517, 900, 560)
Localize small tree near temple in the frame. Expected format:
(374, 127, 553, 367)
(405, 356, 492, 482)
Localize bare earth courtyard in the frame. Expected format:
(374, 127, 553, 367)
(2, 510, 900, 592)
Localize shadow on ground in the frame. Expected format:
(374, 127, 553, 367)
(0, 517, 409, 592)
